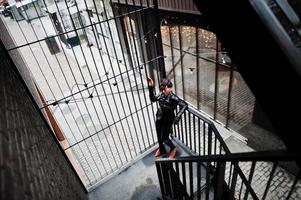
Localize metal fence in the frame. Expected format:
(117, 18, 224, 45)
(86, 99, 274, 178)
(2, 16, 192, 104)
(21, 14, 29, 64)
(1, 0, 162, 190)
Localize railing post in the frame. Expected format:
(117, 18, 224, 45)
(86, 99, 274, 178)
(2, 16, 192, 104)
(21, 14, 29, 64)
(208, 126, 212, 156)
(229, 162, 239, 200)
(206, 161, 211, 200)
(214, 161, 226, 200)
(156, 163, 166, 198)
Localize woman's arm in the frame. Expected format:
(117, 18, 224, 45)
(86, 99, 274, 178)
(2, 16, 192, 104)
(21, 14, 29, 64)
(149, 86, 159, 102)
(147, 77, 159, 102)
(172, 95, 188, 123)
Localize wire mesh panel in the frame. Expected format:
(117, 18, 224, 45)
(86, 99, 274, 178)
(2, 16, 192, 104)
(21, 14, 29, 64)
(1, 0, 160, 190)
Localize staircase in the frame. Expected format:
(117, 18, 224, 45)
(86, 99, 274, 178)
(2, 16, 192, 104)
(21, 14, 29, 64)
(156, 107, 301, 200)
(154, 1, 301, 198)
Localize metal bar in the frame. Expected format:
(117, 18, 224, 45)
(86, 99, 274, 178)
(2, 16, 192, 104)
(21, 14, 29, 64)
(150, 25, 161, 85)
(197, 161, 201, 200)
(187, 106, 213, 124)
(155, 150, 301, 163)
(229, 162, 238, 200)
(228, 163, 233, 186)
(203, 121, 206, 155)
(238, 178, 244, 200)
(153, 0, 166, 79)
(179, 25, 185, 100)
(208, 126, 212, 156)
(214, 135, 217, 156)
(172, 162, 180, 199)
(182, 162, 187, 195)
(173, 108, 178, 139)
(274, 0, 300, 27)
(286, 169, 301, 200)
(156, 163, 166, 196)
(193, 115, 196, 153)
(168, 25, 177, 93)
(226, 61, 234, 128)
(167, 163, 175, 199)
(198, 118, 201, 155)
(189, 112, 192, 150)
(184, 110, 188, 146)
(196, 27, 200, 109)
(214, 162, 226, 200)
(180, 107, 184, 143)
(175, 162, 180, 179)
(205, 162, 210, 200)
(174, 106, 179, 139)
(244, 161, 256, 200)
(210, 124, 231, 154)
(189, 162, 193, 196)
(262, 162, 278, 200)
(213, 37, 219, 120)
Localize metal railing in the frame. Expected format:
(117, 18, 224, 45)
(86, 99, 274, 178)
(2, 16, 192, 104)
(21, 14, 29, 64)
(156, 107, 301, 200)
(172, 106, 231, 157)
(156, 151, 301, 200)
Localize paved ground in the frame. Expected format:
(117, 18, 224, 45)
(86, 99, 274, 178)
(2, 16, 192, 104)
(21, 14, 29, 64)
(224, 136, 301, 200)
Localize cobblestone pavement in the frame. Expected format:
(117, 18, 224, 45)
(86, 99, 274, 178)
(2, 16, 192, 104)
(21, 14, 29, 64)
(222, 160, 301, 199)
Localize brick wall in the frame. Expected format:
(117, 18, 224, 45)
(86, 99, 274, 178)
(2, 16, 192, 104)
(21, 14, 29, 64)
(0, 42, 88, 200)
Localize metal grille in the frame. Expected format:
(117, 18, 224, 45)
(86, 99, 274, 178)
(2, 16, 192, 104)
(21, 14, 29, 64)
(1, 0, 161, 190)
(160, 23, 256, 131)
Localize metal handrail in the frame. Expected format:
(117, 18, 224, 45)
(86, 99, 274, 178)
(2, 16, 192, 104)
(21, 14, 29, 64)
(174, 105, 231, 155)
(156, 150, 301, 163)
(156, 150, 301, 200)
(156, 106, 301, 200)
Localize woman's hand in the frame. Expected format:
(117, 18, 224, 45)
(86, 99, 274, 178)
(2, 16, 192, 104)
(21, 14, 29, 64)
(147, 77, 154, 87)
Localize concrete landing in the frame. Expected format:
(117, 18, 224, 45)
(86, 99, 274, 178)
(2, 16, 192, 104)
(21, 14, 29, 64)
(88, 145, 193, 200)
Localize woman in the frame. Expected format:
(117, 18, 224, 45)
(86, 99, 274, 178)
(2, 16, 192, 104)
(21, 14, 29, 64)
(147, 78, 188, 158)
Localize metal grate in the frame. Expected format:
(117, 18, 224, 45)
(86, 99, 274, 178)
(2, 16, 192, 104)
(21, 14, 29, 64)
(1, 0, 162, 190)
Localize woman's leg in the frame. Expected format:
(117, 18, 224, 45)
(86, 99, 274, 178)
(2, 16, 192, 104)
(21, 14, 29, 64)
(156, 119, 166, 154)
(162, 122, 175, 151)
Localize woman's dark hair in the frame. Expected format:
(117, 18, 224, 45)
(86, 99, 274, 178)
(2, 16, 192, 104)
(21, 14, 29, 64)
(159, 79, 172, 91)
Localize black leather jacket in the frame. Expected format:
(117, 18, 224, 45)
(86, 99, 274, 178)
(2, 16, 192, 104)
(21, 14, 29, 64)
(149, 86, 188, 123)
